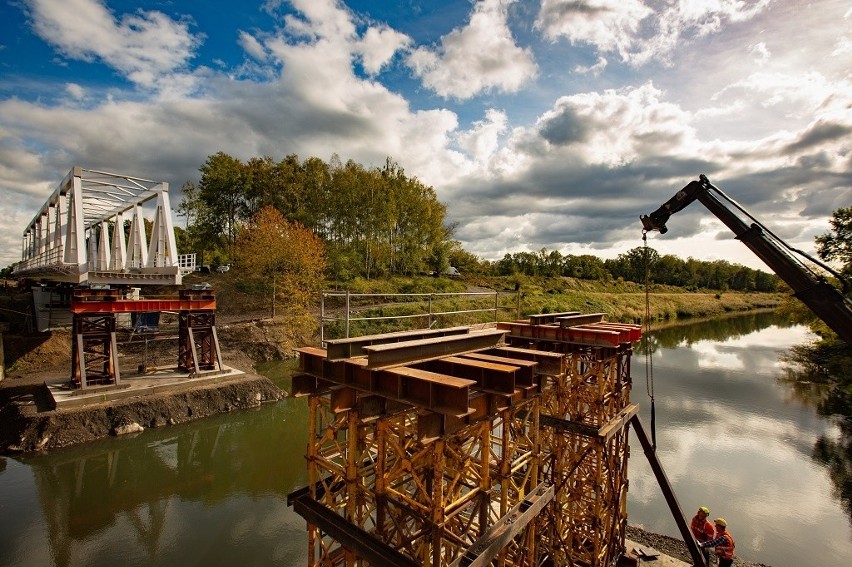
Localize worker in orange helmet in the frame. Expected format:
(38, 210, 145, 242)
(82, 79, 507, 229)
(697, 517, 735, 567)
(690, 506, 714, 564)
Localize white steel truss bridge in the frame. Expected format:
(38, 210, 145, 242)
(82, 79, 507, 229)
(13, 166, 193, 286)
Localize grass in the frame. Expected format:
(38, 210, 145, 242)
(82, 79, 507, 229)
(313, 274, 785, 339)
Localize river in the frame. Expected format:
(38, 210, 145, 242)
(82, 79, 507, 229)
(0, 312, 849, 566)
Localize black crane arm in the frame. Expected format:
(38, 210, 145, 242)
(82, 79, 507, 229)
(641, 175, 852, 344)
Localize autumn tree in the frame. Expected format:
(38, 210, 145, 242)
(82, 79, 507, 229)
(235, 206, 326, 314)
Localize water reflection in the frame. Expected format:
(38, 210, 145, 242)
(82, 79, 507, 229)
(629, 312, 852, 567)
(1, 397, 309, 567)
(2, 314, 851, 567)
(781, 361, 852, 526)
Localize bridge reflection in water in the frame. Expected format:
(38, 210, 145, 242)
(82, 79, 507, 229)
(14, 393, 309, 566)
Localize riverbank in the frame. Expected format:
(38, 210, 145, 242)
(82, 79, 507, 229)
(0, 321, 290, 455)
(0, 369, 284, 454)
(627, 526, 770, 567)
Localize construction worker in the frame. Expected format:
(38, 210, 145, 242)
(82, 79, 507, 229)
(690, 506, 714, 564)
(697, 517, 735, 567)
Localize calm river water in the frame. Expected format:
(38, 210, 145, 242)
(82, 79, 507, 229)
(0, 312, 849, 566)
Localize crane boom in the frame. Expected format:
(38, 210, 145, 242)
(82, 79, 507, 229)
(641, 175, 852, 344)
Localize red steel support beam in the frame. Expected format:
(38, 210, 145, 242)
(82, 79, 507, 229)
(324, 326, 472, 360)
(458, 352, 537, 388)
(528, 311, 580, 325)
(296, 348, 477, 415)
(362, 329, 506, 369)
(71, 298, 216, 313)
(555, 313, 606, 327)
(414, 356, 518, 394)
(497, 321, 639, 347)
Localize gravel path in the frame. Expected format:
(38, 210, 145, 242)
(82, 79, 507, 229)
(626, 526, 771, 567)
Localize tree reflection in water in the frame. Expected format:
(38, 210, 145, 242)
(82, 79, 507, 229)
(782, 347, 852, 526)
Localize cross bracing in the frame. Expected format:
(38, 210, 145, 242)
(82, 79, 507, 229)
(13, 166, 190, 285)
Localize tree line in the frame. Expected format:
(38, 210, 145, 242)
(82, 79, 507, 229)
(462, 248, 779, 292)
(175, 151, 783, 291)
(177, 152, 450, 280)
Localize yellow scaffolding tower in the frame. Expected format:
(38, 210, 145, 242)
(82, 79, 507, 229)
(288, 317, 640, 567)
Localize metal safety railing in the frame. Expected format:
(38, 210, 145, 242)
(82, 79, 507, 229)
(320, 290, 521, 344)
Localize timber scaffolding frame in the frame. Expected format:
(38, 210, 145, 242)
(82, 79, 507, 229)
(287, 312, 642, 567)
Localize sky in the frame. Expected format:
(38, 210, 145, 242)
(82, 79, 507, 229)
(0, 0, 850, 272)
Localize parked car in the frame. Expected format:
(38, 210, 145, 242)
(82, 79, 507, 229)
(216, 264, 230, 273)
(445, 266, 461, 277)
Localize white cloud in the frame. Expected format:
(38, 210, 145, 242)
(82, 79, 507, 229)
(356, 26, 411, 75)
(455, 109, 508, 165)
(284, 0, 356, 42)
(536, 0, 773, 65)
(24, 0, 202, 88)
(65, 83, 86, 100)
(712, 71, 850, 117)
(831, 36, 852, 56)
(749, 42, 771, 66)
(238, 30, 268, 61)
(536, 0, 652, 57)
(574, 56, 608, 75)
(406, 0, 538, 99)
(532, 83, 697, 165)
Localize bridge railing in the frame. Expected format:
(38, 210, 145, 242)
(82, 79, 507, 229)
(14, 245, 67, 274)
(319, 290, 521, 344)
(177, 253, 197, 274)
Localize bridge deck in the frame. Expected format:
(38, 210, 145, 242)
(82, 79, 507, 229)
(14, 166, 192, 285)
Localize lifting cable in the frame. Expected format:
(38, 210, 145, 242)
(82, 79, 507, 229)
(642, 230, 657, 450)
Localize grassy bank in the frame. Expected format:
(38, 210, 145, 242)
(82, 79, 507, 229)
(281, 274, 784, 338)
(196, 271, 785, 325)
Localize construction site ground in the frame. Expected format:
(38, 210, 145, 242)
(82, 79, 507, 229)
(0, 323, 286, 454)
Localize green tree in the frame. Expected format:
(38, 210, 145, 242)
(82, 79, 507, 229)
(606, 247, 657, 283)
(446, 240, 482, 275)
(816, 206, 852, 278)
(198, 152, 250, 253)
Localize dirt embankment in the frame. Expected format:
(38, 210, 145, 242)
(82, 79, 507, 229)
(0, 375, 284, 453)
(0, 318, 302, 455)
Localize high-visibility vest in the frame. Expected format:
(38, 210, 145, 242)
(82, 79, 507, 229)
(715, 532, 735, 559)
(691, 517, 714, 542)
